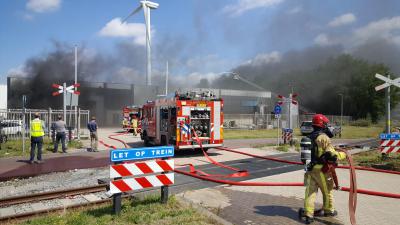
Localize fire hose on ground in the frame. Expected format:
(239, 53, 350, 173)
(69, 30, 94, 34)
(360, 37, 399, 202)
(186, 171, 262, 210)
(101, 131, 400, 225)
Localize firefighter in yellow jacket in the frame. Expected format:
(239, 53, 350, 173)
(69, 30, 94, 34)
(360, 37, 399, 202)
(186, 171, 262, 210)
(302, 114, 346, 224)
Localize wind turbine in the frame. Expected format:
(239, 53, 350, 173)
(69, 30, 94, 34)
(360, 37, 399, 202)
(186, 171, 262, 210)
(123, 0, 159, 86)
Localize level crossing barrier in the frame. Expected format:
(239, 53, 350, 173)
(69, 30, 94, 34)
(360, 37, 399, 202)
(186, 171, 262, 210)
(380, 133, 400, 153)
(109, 146, 174, 214)
(282, 128, 293, 144)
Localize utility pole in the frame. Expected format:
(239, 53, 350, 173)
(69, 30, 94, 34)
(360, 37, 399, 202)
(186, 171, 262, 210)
(22, 95, 27, 154)
(339, 93, 343, 127)
(288, 93, 292, 129)
(165, 61, 168, 96)
(386, 74, 391, 134)
(63, 82, 67, 123)
(74, 45, 78, 138)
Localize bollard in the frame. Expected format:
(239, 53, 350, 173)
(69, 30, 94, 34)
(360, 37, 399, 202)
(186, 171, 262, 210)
(161, 157, 169, 203)
(113, 161, 122, 215)
(68, 126, 73, 142)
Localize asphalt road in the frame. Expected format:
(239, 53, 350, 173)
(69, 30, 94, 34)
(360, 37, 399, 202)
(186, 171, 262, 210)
(120, 150, 302, 199)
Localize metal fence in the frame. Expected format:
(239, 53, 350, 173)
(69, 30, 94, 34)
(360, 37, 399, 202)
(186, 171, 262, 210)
(223, 114, 352, 130)
(0, 108, 90, 141)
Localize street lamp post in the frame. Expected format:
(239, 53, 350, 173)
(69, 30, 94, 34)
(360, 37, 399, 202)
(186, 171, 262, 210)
(338, 93, 343, 128)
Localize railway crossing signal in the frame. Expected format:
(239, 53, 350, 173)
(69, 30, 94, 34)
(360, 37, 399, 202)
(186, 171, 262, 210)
(375, 73, 398, 136)
(52, 83, 80, 96)
(52, 83, 81, 123)
(375, 74, 400, 91)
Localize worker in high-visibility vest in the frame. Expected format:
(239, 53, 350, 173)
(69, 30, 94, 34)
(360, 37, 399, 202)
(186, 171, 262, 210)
(29, 112, 46, 164)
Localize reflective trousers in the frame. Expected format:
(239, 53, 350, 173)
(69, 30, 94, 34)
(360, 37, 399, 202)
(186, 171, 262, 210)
(304, 169, 335, 217)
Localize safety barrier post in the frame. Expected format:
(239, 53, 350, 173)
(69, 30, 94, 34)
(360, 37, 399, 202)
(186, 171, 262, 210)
(161, 156, 169, 204)
(77, 108, 81, 140)
(113, 160, 122, 215)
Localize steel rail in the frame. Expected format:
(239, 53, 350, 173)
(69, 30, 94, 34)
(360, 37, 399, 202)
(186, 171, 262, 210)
(0, 184, 107, 207)
(0, 195, 112, 222)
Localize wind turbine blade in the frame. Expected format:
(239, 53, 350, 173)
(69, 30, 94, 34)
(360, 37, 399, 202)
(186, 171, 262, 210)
(122, 5, 143, 23)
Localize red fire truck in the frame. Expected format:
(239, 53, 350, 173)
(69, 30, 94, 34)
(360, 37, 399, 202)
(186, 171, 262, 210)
(122, 106, 141, 134)
(140, 91, 223, 150)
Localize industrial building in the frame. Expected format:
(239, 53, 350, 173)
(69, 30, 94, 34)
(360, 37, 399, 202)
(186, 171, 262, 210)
(7, 77, 272, 126)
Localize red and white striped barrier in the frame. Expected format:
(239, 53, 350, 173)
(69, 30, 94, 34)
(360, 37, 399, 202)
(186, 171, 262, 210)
(380, 139, 400, 153)
(282, 130, 293, 144)
(110, 159, 174, 178)
(110, 173, 174, 194)
(109, 159, 174, 194)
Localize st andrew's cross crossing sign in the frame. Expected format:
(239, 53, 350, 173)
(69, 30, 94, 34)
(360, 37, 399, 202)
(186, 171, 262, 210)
(52, 83, 81, 96)
(375, 73, 400, 91)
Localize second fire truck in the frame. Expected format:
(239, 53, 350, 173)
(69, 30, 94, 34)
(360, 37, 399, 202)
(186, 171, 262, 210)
(140, 91, 224, 150)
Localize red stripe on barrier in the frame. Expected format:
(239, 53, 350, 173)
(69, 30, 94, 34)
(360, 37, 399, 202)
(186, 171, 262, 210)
(156, 174, 173, 185)
(135, 162, 154, 174)
(157, 160, 173, 171)
(135, 177, 153, 188)
(112, 164, 133, 177)
(112, 180, 132, 192)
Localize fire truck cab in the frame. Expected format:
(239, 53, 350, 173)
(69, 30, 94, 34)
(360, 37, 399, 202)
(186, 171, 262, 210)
(140, 91, 223, 150)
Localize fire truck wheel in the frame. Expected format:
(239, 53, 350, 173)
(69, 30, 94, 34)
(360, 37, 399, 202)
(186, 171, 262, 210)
(143, 132, 150, 146)
(161, 135, 167, 146)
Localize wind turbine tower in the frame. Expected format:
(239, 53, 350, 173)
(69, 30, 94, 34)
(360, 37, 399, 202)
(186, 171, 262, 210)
(123, 0, 159, 86)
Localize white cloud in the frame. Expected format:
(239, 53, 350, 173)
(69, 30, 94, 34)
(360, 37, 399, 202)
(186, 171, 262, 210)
(314, 33, 332, 46)
(223, 0, 284, 17)
(243, 51, 281, 66)
(353, 16, 400, 45)
(26, 0, 61, 13)
(287, 6, 302, 14)
(98, 18, 147, 46)
(22, 13, 34, 21)
(328, 13, 356, 27)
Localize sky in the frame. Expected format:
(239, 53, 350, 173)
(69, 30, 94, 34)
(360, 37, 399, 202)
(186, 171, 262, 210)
(1, 0, 400, 85)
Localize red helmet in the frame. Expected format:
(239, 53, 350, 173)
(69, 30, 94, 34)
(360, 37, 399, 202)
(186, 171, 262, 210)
(312, 114, 329, 128)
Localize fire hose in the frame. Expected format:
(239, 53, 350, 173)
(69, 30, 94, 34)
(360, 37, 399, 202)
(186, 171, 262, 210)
(99, 131, 131, 149)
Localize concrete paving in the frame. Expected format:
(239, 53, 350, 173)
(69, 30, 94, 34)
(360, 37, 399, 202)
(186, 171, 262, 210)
(182, 168, 400, 225)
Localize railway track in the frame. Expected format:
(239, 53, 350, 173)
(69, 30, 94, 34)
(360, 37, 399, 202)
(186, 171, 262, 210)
(0, 184, 108, 222)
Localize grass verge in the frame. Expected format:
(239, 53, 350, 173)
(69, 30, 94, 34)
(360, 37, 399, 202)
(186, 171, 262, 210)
(346, 150, 400, 171)
(0, 138, 83, 158)
(224, 126, 384, 139)
(10, 195, 220, 225)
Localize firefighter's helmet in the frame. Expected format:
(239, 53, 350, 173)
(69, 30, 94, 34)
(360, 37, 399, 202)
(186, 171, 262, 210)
(312, 114, 329, 128)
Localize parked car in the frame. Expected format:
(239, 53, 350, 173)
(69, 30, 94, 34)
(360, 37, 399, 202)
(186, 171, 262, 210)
(300, 121, 313, 135)
(328, 123, 342, 138)
(0, 120, 23, 136)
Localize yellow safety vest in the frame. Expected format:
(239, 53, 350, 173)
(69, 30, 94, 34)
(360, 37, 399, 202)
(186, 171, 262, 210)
(30, 120, 44, 137)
